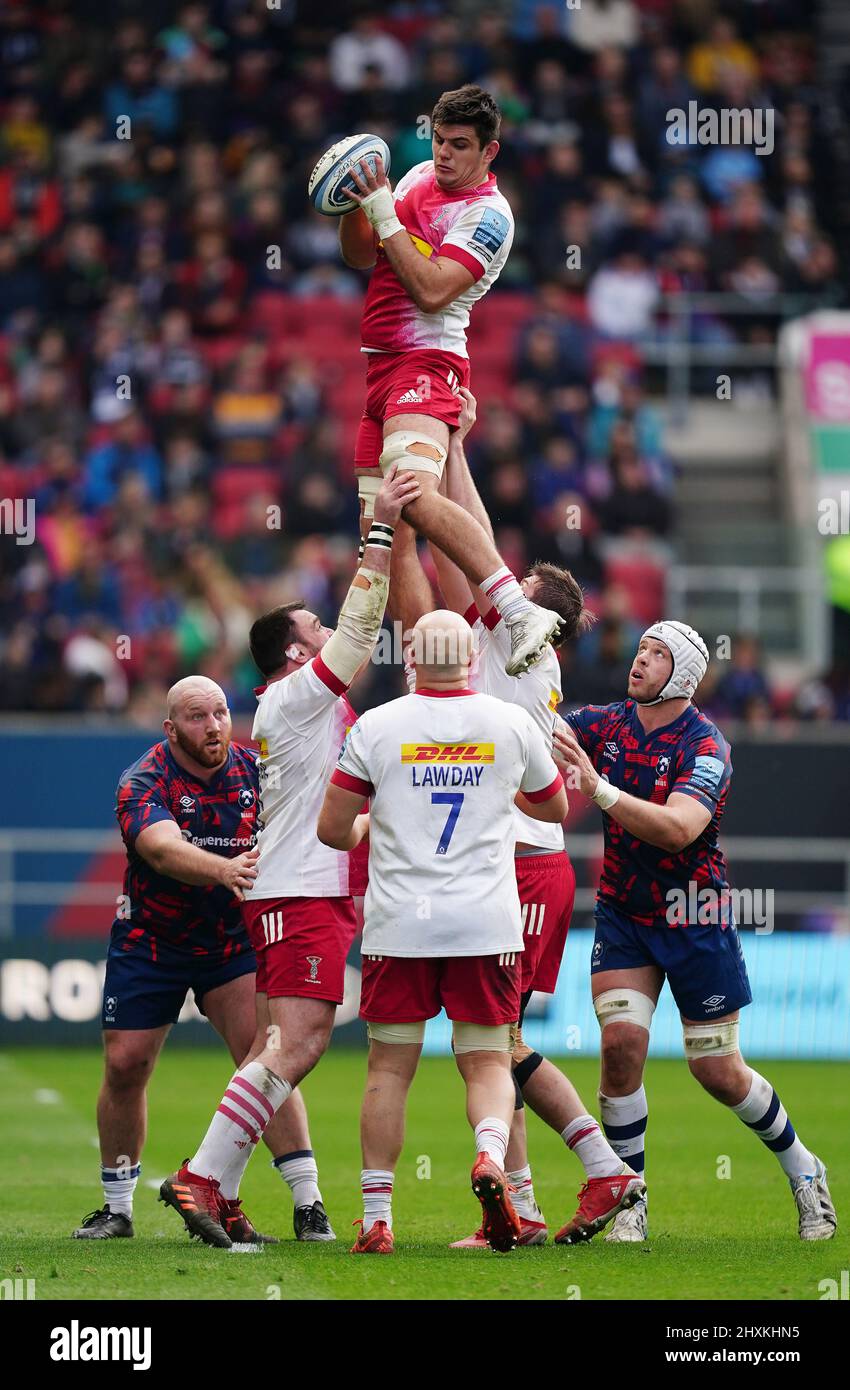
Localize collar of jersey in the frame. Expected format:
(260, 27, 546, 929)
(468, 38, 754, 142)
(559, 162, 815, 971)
(430, 170, 497, 202)
(415, 687, 477, 697)
(627, 698, 696, 744)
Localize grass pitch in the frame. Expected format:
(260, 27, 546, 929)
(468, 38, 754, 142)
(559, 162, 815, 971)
(1, 1047, 847, 1302)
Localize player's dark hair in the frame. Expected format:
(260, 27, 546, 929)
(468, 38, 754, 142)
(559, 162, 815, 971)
(249, 600, 306, 678)
(431, 85, 501, 148)
(528, 562, 595, 650)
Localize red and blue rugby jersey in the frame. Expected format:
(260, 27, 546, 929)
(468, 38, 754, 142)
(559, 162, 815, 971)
(566, 700, 732, 926)
(114, 739, 259, 954)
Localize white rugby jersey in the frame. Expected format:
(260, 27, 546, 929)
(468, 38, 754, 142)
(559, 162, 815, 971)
(466, 602, 565, 854)
(332, 688, 563, 957)
(360, 160, 514, 357)
(246, 654, 360, 899)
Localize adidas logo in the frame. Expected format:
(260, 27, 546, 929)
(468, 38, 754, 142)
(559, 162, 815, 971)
(610, 1184, 622, 1198)
(396, 389, 423, 404)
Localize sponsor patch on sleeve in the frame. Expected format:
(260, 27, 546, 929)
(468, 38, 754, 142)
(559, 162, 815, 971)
(687, 755, 726, 793)
(469, 208, 510, 261)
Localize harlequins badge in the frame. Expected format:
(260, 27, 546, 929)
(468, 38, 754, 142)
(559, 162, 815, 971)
(305, 955, 322, 983)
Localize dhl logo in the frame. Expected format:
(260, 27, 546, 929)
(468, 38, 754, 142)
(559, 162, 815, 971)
(401, 743, 495, 764)
(257, 737, 269, 759)
(549, 689, 560, 712)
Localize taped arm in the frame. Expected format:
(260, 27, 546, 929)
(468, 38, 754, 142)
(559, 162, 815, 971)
(319, 533, 392, 689)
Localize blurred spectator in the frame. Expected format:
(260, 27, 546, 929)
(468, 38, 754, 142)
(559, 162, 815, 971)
(712, 636, 773, 719)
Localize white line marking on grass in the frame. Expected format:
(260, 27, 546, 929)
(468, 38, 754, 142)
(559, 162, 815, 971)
(34, 1088, 61, 1104)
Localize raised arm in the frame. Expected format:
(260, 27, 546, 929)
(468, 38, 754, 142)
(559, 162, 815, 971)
(319, 464, 421, 689)
(428, 389, 493, 616)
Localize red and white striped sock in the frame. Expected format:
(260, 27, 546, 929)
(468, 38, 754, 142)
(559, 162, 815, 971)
(474, 1116, 510, 1170)
(361, 1168, 394, 1232)
(507, 1163, 539, 1219)
(480, 567, 532, 626)
(561, 1113, 623, 1179)
(190, 1062, 291, 1190)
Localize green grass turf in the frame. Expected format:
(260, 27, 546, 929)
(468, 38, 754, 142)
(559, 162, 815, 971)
(0, 1047, 847, 1301)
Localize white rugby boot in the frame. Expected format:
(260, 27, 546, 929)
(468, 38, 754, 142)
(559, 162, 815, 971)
(605, 1193, 648, 1242)
(505, 605, 564, 676)
(792, 1157, 836, 1240)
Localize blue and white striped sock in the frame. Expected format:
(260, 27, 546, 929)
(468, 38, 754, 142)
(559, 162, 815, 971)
(101, 1162, 140, 1217)
(732, 1070, 817, 1180)
(599, 1085, 648, 1180)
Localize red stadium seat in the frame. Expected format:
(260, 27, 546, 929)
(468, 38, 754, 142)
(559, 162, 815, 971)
(604, 552, 666, 627)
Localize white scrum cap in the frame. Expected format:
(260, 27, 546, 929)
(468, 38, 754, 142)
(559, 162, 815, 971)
(638, 620, 709, 704)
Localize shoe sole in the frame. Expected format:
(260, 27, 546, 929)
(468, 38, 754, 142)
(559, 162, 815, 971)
(555, 1181, 646, 1245)
(297, 1231, 336, 1242)
(506, 617, 565, 677)
(72, 1229, 134, 1239)
(472, 1169, 521, 1252)
(159, 1177, 232, 1249)
(350, 1241, 394, 1254)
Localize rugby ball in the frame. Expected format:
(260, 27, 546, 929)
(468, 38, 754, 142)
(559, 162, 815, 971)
(308, 133, 391, 217)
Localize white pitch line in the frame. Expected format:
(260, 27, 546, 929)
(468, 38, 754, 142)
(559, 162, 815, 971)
(33, 1088, 61, 1104)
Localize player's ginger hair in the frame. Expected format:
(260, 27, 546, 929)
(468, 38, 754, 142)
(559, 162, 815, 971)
(409, 609, 475, 688)
(166, 676, 228, 722)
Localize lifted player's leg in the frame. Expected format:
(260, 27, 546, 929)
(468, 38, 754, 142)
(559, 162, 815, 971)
(351, 1028, 424, 1254)
(73, 1025, 170, 1239)
(684, 1013, 836, 1241)
(361, 413, 564, 674)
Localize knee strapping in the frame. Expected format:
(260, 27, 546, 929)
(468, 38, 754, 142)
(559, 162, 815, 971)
(379, 430, 447, 481)
(594, 988, 656, 1034)
(513, 1072, 524, 1111)
(683, 1019, 739, 1058)
(367, 1020, 426, 1045)
(513, 1051, 544, 1089)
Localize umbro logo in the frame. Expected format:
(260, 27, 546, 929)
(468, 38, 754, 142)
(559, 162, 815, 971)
(179, 795, 195, 810)
(396, 388, 424, 404)
(603, 742, 619, 759)
(703, 994, 726, 1008)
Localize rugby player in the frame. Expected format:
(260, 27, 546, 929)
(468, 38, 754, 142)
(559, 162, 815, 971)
(159, 466, 419, 1248)
(553, 621, 837, 1243)
(339, 83, 563, 675)
(430, 402, 642, 1246)
(73, 676, 315, 1244)
(317, 608, 577, 1253)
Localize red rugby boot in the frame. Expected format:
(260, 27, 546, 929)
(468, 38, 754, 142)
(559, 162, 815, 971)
(471, 1154, 522, 1252)
(451, 1214, 547, 1249)
(159, 1162, 232, 1248)
(350, 1219, 394, 1254)
(554, 1169, 646, 1244)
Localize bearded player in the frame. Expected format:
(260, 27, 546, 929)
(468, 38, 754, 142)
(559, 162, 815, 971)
(73, 676, 318, 1245)
(429, 395, 642, 1246)
(553, 623, 836, 1243)
(338, 83, 562, 676)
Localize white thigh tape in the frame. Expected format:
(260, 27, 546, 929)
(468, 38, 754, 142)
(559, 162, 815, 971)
(379, 430, 447, 480)
(367, 1020, 426, 1045)
(357, 473, 381, 520)
(453, 1022, 516, 1054)
(593, 988, 656, 1033)
(683, 1020, 739, 1058)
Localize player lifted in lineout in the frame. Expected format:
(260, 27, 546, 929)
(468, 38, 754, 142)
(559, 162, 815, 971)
(554, 623, 837, 1243)
(337, 84, 563, 674)
(74, 677, 315, 1244)
(318, 608, 582, 1252)
(430, 392, 644, 1246)
(160, 466, 419, 1248)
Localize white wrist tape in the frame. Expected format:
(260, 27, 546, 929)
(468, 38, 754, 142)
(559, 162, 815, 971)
(320, 568, 390, 687)
(359, 184, 404, 241)
(365, 522, 394, 553)
(592, 777, 621, 811)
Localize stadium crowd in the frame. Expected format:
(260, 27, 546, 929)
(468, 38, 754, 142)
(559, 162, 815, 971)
(0, 0, 847, 722)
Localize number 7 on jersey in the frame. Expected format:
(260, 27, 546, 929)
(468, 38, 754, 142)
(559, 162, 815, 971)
(431, 792, 464, 855)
